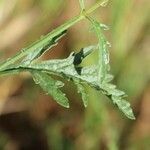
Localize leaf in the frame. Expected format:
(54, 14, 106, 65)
(103, 74, 114, 83)
(103, 84, 125, 96)
(22, 30, 67, 64)
(112, 96, 135, 120)
(73, 79, 88, 107)
(79, 66, 99, 88)
(0, 0, 135, 121)
(27, 56, 98, 87)
(101, 81, 135, 119)
(25, 45, 96, 80)
(89, 18, 110, 83)
(86, 18, 135, 119)
(1, 45, 135, 119)
(32, 71, 69, 108)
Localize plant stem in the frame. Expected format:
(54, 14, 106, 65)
(0, 0, 104, 70)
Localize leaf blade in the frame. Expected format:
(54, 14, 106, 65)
(112, 96, 135, 120)
(101, 81, 135, 120)
(73, 79, 88, 107)
(32, 71, 69, 108)
(89, 18, 110, 83)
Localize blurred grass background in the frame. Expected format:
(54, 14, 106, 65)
(0, 0, 150, 150)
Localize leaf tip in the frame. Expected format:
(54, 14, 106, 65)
(66, 104, 70, 108)
(128, 113, 136, 120)
(83, 103, 88, 108)
(61, 102, 70, 108)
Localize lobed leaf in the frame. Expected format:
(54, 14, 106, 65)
(0, 45, 135, 119)
(32, 71, 69, 108)
(87, 18, 135, 119)
(73, 78, 88, 107)
(89, 18, 110, 83)
(101, 78, 135, 119)
(26, 55, 98, 87)
(0, 0, 135, 120)
(112, 96, 135, 120)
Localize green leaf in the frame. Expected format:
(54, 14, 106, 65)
(0, 0, 135, 121)
(86, 18, 135, 119)
(112, 96, 135, 120)
(1, 45, 135, 120)
(89, 18, 110, 83)
(101, 81, 135, 119)
(23, 30, 67, 64)
(103, 74, 114, 83)
(27, 55, 98, 86)
(25, 45, 96, 79)
(103, 83, 125, 96)
(79, 66, 99, 88)
(73, 79, 88, 107)
(32, 71, 69, 108)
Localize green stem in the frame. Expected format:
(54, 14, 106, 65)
(0, 0, 103, 70)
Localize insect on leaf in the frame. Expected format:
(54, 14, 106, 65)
(26, 45, 96, 82)
(73, 45, 96, 65)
